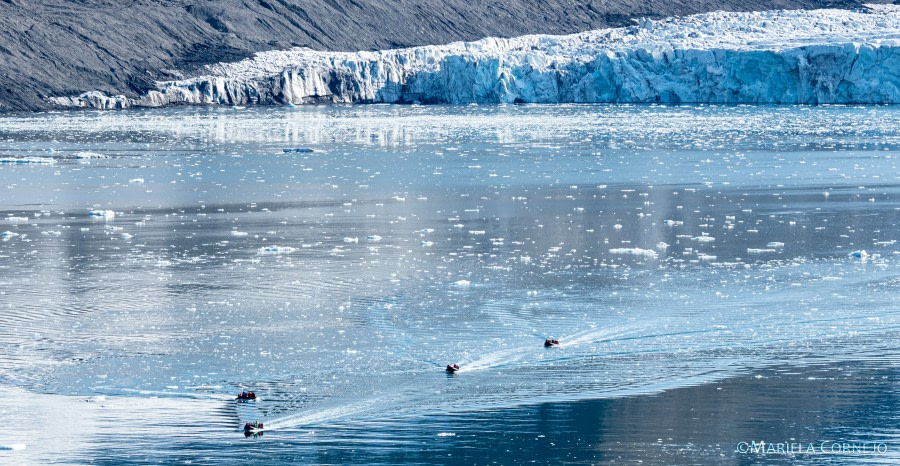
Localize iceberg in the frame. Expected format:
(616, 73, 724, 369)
(51, 6, 900, 109)
(0, 156, 56, 165)
(609, 248, 659, 259)
(88, 209, 116, 219)
(71, 151, 110, 159)
(258, 246, 298, 255)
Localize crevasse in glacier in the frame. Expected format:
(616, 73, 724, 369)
(52, 5, 900, 108)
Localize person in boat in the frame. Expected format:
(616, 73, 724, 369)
(244, 421, 264, 431)
(446, 363, 460, 373)
(237, 391, 256, 400)
(544, 339, 560, 347)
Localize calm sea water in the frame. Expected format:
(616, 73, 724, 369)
(0, 104, 898, 464)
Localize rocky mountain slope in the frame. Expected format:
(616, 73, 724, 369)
(0, 0, 884, 111)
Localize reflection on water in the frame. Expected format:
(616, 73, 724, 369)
(0, 105, 897, 463)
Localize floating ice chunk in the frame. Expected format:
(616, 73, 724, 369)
(129, 178, 145, 184)
(88, 209, 115, 219)
(0, 443, 26, 451)
(850, 250, 869, 259)
(693, 235, 715, 243)
(609, 248, 658, 259)
(665, 220, 683, 226)
(0, 156, 55, 165)
(5, 217, 28, 224)
(230, 231, 248, 236)
(366, 235, 382, 242)
(343, 237, 359, 243)
(747, 248, 777, 254)
(613, 224, 623, 230)
(282, 148, 314, 153)
(258, 245, 298, 255)
(187, 385, 223, 390)
(766, 242, 785, 248)
(697, 253, 717, 261)
(72, 151, 109, 159)
(1, 231, 19, 238)
(436, 432, 456, 437)
(469, 230, 486, 235)
(655, 242, 669, 250)
(421, 241, 434, 247)
(453, 280, 471, 287)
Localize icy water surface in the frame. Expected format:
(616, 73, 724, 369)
(0, 104, 898, 464)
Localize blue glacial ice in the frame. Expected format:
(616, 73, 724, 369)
(52, 5, 900, 109)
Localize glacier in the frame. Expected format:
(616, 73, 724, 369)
(52, 5, 900, 108)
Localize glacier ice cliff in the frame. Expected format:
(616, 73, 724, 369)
(51, 5, 900, 108)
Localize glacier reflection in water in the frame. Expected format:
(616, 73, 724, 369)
(0, 104, 898, 463)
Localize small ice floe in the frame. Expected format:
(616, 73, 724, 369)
(747, 248, 777, 254)
(655, 242, 669, 250)
(469, 230, 486, 235)
(258, 246, 298, 255)
(0, 156, 55, 165)
(230, 231, 248, 237)
(665, 219, 683, 226)
(766, 242, 785, 248)
(283, 148, 314, 153)
(692, 235, 715, 243)
(850, 250, 869, 259)
(613, 224, 623, 230)
(436, 432, 456, 437)
(88, 209, 115, 219)
(0, 443, 26, 451)
(366, 235, 382, 242)
(697, 253, 717, 261)
(421, 241, 434, 247)
(5, 216, 28, 224)
(129, 178, 145, 184)
(343, 237, 359, 243)
(1, 231, 19, 239)
(72, 151, 110, 159)
(453, 279, 471, 287)
(609, 248, 658, 259)
(187, 385, 222, 390)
